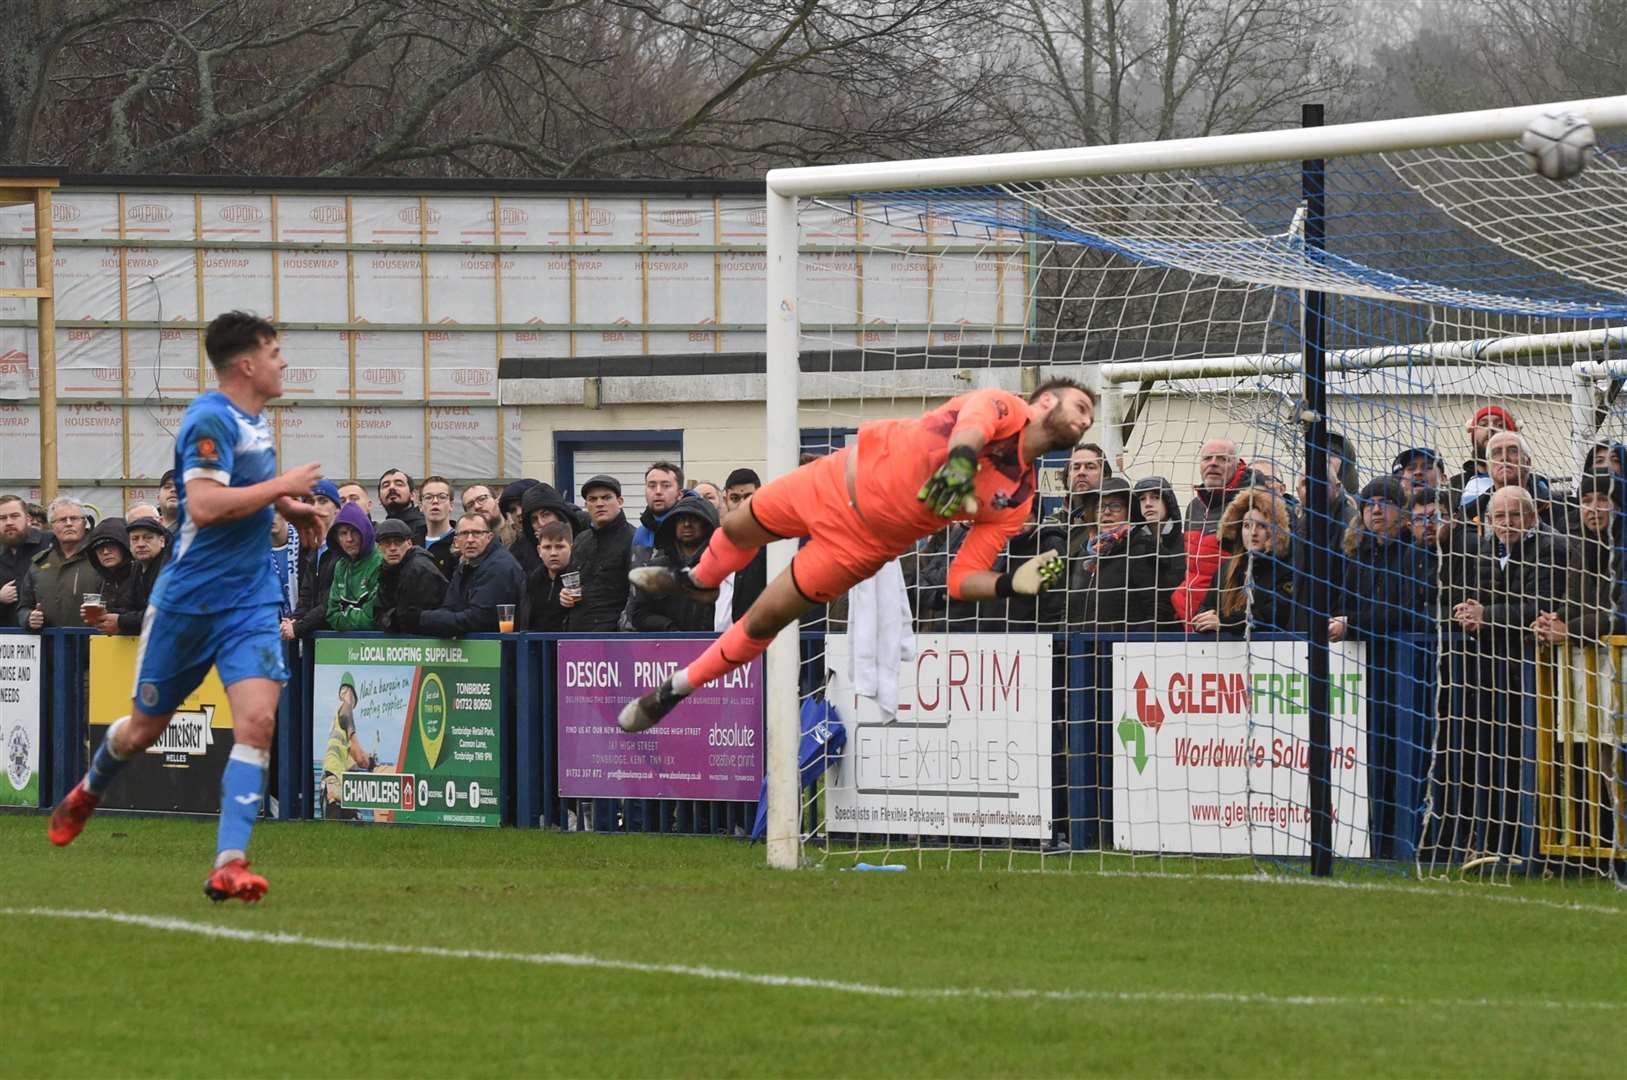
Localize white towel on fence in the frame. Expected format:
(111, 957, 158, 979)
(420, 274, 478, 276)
(714, 572, 735, 633)
(847, 558, 916, 720)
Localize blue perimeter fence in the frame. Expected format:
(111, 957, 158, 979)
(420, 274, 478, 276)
(4, 626, 1555, 861)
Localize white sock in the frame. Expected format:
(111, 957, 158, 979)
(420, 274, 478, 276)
(215, 848, 245, 869)
(230, 744, 270, 768)
(105, 717, 132, 760)
(670, 670, 692, 696)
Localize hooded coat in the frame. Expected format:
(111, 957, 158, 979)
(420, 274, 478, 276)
(516, 482, 592, 576)
(1197, 491, 1303, 637)
(1172, 458, 1262, 626)
(86, 517, 142, 624)
(325, 503, 383, 632)
(631, 493, 694, 571)
(375, 545, 448, 633)
(621, 495, 719, 632)
(1126, 476, 1186, 632)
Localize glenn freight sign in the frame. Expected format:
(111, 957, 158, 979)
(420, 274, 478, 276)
(1112, 641, 1369, 857)
(824, 634, 1053, 842)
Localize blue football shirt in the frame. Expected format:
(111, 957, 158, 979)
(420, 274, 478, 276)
(148, 391, 283, 615)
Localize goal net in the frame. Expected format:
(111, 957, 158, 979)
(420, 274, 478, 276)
(761, 98, 1627, 885)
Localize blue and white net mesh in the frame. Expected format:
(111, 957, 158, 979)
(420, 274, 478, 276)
(791, 131, 1627, 885)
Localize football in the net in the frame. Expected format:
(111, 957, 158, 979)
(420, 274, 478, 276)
(1518, 110, 1595, 181)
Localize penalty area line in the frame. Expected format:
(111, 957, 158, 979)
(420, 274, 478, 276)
(4, 906, 1625, 1013)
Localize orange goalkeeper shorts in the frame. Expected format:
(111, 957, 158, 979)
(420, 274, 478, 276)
(747, 447, 906, 605)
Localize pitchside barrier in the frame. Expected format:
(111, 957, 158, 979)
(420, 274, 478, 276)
(3, 626, 1619, 862)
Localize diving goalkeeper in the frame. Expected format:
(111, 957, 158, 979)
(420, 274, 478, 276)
(618, 378, 1095, 733)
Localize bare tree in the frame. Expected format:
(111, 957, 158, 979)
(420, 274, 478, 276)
(2, 0, 1009, 177)
(983, 0, 1356, 151)
(1373, 0, 1627, 113)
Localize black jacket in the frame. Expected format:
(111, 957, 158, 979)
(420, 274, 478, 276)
(1080, 520, 1185, 633)
(1335, 531, 1436, 641)
(526, 566, 570, 632)
(418, 540, 526, 637)
(375, 547, 448, 633)
(0, 527, 49, 625)
(425, 530, 459, 578)
(1567, 527, 1623, 641)
(621, 495, 718, 632)
(384, 501, 428, 546)
(1197, 550, 1303, 637)
(731, 548, 767, 622)
(1453, 524, 1571, 651)
(117, 548, 170, 635)
(292, 544, 341, 637)
(565, 511, 635, 633)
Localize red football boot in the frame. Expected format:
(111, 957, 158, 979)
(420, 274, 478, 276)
(47, 780, 100, 847)
(203, 859, 269, 904)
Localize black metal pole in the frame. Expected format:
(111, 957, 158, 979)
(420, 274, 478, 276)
(1302, 102, 1334, 877)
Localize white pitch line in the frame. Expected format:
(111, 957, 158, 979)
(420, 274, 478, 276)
(1066, 868, 1627, 918)
(5, 906, 1625, 1014)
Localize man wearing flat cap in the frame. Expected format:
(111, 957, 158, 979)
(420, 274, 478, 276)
(564, 475, 634, 632)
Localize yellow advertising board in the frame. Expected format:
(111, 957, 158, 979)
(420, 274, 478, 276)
(89, 637, 235, 813)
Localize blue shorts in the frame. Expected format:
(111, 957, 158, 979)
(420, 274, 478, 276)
(131, 603, 288, 716)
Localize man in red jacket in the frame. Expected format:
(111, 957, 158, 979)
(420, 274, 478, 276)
(1171, 437, 1260, 628)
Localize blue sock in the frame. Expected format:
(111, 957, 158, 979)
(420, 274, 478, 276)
(84, 718, 132, 797)
(216, 744, 268, 865)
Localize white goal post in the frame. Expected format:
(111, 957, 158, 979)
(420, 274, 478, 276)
(760, 95, 1627, 870)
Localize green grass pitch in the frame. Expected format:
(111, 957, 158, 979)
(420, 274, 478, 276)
(3, 812, 1624, 1077)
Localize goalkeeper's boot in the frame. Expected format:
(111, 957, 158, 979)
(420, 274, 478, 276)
(47, 780, 100, 848)
(204, 858, 269, 904)
(628, 564, 719, 603)
(618, 677, 688, 734)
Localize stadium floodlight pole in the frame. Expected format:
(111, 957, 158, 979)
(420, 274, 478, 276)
(762, 187, 801, 870)
(1301, 103, 1334, 879)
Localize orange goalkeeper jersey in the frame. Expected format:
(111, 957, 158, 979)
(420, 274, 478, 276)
(853, 388, 1038, 597)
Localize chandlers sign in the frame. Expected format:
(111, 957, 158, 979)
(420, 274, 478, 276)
(823, 634, 1053, 842)
(313, 638, 502, 827)
(88, 636, 237, 814)
(1112, 641, 1370, 857)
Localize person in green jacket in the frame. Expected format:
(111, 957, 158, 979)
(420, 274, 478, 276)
(325, 502, 381, 631)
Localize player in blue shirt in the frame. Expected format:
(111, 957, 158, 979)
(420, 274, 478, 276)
(47, 311, 325, 903)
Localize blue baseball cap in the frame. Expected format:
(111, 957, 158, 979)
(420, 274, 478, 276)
(313, 479, 342, 505)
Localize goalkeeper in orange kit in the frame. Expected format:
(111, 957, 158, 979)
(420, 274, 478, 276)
(617, 377, 1096, 733)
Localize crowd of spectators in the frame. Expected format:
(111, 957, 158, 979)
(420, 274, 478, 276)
(0, 463, 781, 645)
(5, 401, 1618, 856)
(8, 403, 1619, 659)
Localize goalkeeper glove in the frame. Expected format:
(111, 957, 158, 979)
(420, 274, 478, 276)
(1003, 549, 1065, 596)
(917, 446, 980, 518)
